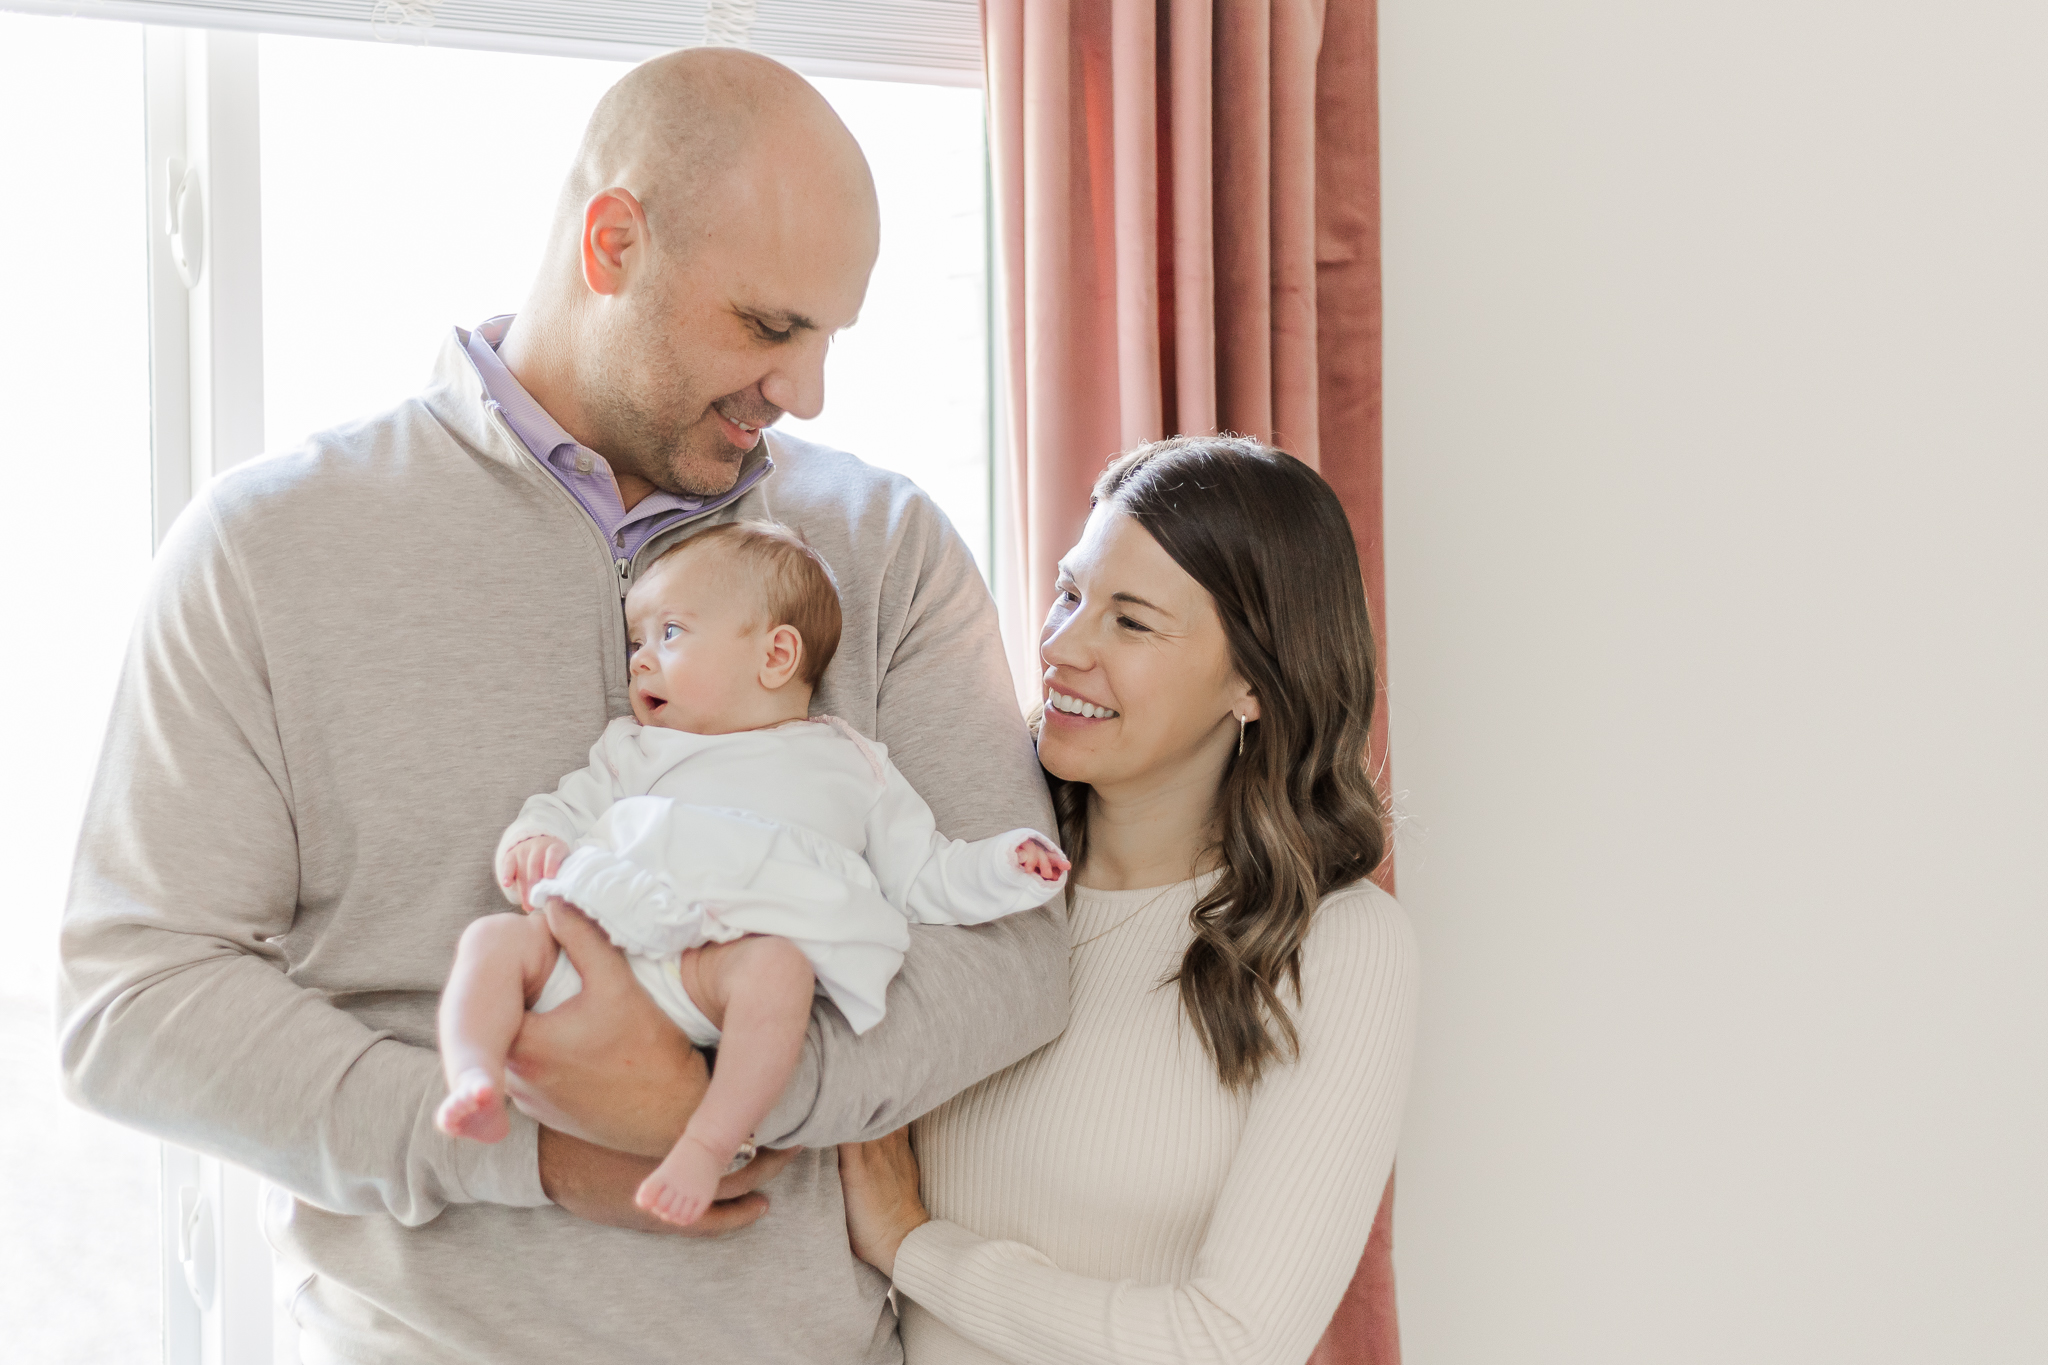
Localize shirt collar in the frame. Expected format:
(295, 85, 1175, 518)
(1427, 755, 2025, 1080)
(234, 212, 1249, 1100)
(461, 314, 774, 527)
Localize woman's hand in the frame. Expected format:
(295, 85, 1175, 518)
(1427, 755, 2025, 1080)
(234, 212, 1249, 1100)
(837, 1127, 931, 1278)
(505, 900, 709, 1158)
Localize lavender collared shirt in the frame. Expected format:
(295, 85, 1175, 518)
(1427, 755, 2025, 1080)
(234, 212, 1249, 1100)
(464, 315, 771, 566)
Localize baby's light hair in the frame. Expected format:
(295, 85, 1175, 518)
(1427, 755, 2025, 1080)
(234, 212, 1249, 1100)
(650, 520, 843, 688)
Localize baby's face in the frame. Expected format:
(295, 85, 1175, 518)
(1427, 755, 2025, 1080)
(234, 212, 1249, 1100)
(624, 552, 778, 734)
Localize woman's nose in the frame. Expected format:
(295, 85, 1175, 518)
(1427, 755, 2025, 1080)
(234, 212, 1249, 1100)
(1039, 612, 1086, 673)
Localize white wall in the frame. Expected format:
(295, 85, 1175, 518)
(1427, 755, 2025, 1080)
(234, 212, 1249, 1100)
(1379, 3, 2047, 1361)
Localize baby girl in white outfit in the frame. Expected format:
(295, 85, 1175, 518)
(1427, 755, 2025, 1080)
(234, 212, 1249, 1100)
(435, 520, 1068, 1226)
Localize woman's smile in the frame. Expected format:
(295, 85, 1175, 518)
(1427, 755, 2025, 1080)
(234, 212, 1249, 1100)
(1043, 683, 1119, 720)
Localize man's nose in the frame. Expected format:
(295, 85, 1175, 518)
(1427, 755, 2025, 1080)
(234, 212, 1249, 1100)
(760, 337, 828, 422)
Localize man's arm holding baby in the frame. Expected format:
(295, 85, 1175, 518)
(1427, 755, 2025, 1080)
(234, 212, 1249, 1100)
(514, 912, 795, 1235)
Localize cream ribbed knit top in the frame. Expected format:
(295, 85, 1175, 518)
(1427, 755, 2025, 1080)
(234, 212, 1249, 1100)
(896, 874, 1419, 1365)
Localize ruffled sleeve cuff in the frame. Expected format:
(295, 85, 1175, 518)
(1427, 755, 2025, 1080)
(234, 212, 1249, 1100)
(526, 844, 712, 959)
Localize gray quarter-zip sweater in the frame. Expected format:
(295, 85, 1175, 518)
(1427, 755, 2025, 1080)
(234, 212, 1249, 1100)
(57, 328, 1065, 1364)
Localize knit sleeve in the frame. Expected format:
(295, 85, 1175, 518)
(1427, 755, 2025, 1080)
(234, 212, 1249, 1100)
(891, 888, 1418, 1365)
(57, 491, 549, 1226)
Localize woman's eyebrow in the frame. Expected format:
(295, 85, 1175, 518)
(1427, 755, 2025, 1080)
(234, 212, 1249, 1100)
(1111, 591, 1167, 614)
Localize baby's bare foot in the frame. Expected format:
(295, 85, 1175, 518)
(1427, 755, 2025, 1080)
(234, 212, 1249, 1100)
(436, 1068, 509, 1143)
(635, 1137, 727, 1227)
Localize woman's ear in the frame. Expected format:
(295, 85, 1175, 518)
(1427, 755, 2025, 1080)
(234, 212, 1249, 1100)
(1234, 686, 1262, 725)
(760, 624, 806, 691)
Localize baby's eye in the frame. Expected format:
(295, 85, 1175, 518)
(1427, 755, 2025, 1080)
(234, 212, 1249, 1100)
(663, 623, 681, 640)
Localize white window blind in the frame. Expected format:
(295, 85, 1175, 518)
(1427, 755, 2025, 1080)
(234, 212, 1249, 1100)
(0, 0, 981, 84)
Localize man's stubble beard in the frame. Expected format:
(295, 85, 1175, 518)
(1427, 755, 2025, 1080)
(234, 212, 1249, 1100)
(584, 297, 749, 499)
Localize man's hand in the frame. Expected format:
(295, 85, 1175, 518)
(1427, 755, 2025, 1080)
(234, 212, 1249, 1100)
(539, 1127, 799, 1236)
(503, 835, 571, 911)
(505, 900, 710, 1158)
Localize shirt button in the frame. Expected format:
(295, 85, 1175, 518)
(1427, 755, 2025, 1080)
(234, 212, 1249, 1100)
(575, 453, 594, 474)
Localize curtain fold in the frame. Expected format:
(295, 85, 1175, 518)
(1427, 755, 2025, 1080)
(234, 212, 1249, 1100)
(983, 2, 1398, 1360)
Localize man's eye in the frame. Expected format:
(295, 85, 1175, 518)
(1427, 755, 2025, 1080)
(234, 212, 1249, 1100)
(663, 623, 681, 640)
(751, 318, 793, 343)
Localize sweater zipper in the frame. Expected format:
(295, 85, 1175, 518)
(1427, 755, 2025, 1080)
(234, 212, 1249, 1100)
(616, 556, 631, 598)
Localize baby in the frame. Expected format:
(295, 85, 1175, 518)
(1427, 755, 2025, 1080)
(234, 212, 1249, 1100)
(435, 520, 1068, 1226)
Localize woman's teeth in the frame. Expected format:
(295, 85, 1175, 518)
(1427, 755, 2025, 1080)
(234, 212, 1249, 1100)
(1048, 689, 1118, 719)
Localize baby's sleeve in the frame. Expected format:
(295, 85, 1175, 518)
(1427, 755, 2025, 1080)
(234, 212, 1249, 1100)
(491, 727, 626, 902)
(864, 756, 1067, 925)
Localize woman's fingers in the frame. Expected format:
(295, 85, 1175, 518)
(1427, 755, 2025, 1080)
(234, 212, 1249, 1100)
(836, 1130, 930, 1275)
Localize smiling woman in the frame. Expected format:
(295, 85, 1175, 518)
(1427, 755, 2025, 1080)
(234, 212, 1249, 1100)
(840, 434, 1416, 1365)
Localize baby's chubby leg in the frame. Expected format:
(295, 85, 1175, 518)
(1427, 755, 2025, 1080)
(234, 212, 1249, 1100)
(635, 935, 815, 1227)
(435, 911, 561, 1143)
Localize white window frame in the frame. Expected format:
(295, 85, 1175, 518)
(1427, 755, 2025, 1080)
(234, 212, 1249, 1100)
(136, 22, 994, 1364)
(144, 27, 289, 1365)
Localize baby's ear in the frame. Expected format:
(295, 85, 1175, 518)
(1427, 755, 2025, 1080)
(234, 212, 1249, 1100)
(761, 623, 805, 690)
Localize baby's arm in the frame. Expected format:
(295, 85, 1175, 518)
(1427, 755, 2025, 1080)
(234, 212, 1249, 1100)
(633, 936, 816, 1227)
(865, 758, 1069, 925)
(491, 726, 632, 904)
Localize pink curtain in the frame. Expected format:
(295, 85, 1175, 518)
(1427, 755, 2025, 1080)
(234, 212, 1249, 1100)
(983, 2, 1399, 1360)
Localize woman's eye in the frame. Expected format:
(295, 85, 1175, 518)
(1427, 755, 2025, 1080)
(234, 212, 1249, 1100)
(1117, 616, 1150, 632)
(1055, 588, 1080, 606)
(663, 623, 681, 640)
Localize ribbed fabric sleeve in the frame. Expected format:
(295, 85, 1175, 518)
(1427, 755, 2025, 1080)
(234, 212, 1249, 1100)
(895, 878, 1418, 1365)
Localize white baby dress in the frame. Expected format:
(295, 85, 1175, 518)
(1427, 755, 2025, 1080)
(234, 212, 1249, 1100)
(496, 715, 1062, 1043)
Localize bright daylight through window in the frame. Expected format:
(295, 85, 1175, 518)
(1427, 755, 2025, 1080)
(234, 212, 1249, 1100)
(0, 12, 988, 1360)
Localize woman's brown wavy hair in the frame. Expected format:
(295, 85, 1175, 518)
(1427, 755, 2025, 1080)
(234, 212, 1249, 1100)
(1042, 434, 1386, 1091)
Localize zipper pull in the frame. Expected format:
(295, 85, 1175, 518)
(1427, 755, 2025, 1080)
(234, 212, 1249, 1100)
(616, 558, 631, 598)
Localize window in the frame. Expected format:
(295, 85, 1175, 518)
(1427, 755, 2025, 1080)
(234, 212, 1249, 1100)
(6, 14, 990, 1361)
(0, 11, 160, 1362)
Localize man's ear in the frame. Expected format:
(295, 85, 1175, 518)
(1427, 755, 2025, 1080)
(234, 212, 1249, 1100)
(581, 188, 648, 298)
(760, 624, 805, 691)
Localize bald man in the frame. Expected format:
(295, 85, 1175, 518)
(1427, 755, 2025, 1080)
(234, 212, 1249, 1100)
(58, 49, 1065, 1363)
